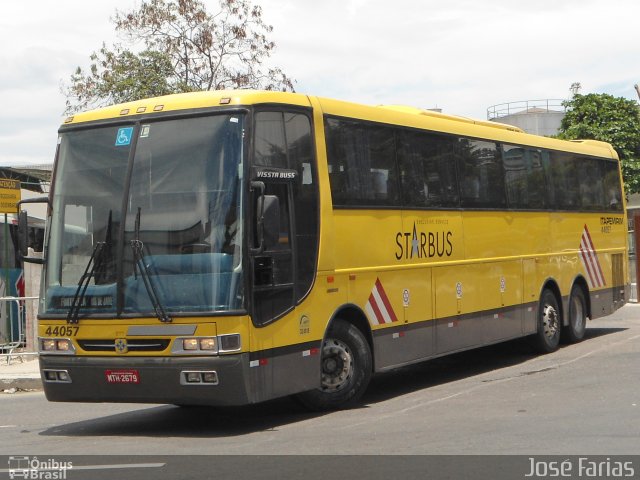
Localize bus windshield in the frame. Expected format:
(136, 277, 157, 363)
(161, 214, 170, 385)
(43, 113, 245, 317)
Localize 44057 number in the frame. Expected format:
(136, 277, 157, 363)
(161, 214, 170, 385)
(44, 326, 79, 336)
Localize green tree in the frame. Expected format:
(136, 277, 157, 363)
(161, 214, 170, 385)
(64, 0, 294, 114)
(557, 93, 640, 194)
(66, 47, 176, 112)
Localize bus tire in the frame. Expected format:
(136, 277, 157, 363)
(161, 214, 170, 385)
(295, 320, 372, 411)
(562, 286, 587, 343)
(531, 289, 561, 353)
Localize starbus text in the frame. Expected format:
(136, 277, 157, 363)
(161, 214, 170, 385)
(395, 224, 453, 260)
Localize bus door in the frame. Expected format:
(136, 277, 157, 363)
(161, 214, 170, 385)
(248, 110, 320, 398)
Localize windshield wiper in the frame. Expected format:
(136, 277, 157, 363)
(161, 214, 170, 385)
(67, 241, 105, 324)
(66, 211, 114, 324)
(130, 207, 172, 323)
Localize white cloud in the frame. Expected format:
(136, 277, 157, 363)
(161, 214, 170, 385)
(0, 0, 136, 165)
(1, 0, 639, 165)
(261, 0, 640, 115)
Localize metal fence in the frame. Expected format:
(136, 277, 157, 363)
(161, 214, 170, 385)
(0, 296, 38, 364)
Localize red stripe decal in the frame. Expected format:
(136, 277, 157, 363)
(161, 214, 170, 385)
(368, 291, 386, 324)
(585, 225, 605, 286)
(364, 278, 400, 326)
(375, 278, 398, 323)
(580, 225, 605, 288)
(579, 244, 597, 287)
(584, 231, 607, 287)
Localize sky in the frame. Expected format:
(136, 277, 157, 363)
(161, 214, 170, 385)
(1, 0, 639, 166)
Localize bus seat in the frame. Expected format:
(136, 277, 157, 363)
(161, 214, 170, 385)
(143, 253, 233, 275)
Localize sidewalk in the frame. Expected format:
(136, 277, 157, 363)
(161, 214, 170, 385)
(0, 355, 42, 391)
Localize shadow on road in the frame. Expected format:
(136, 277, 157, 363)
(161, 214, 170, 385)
(365, 325, 626, 404)
(39, 326, 626, 439)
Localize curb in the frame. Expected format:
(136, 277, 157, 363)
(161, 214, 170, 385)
(0, 377, 43, 391)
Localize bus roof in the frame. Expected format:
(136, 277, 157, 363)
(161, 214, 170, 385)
(62, 90, 313, 126)
(62, 90, 619, 161)
(376, 105, 525, 133)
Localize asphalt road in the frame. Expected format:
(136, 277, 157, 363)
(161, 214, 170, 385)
(1, 305, 639, 465)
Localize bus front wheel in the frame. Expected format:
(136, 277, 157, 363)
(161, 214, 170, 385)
(531, 289, 561, 353)
(296, 320, 372, 411)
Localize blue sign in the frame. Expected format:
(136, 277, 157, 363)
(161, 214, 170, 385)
(115, 127, 134, 146)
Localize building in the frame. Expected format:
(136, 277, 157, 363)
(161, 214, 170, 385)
(0, 165, 51, 352)
(487, 99, 566, 136)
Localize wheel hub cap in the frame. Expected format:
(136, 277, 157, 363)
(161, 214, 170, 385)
(320, 338, 353, 392)
(542, 304, 559, 339)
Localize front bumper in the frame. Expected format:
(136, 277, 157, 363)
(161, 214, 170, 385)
(39, 354, 253, 406)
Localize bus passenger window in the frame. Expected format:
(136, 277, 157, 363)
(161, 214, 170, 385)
(325, 117, 400, 207)
(603, 161, 623, 212)
(550, 152, 581, 210)
(577, 158, 606, 211)
(397, 129, 458, 209)
(503, 145, 548, 210)
(457, 139, 505, 209)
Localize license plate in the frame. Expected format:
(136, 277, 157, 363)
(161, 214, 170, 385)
(105, 369, 140, 384)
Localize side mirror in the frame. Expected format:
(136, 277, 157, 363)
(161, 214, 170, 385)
(17, 197, 49, 264)
(250, 181, 280, 254)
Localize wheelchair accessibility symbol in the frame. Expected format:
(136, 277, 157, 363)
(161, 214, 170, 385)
(115, 127, 134, 146)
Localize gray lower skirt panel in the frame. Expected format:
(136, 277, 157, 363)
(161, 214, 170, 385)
(372, 302, 537, 372)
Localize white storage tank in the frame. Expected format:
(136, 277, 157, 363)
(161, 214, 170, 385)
(487, 100, 566, 136)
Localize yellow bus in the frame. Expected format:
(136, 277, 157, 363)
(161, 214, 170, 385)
(27, 90, 628, 410)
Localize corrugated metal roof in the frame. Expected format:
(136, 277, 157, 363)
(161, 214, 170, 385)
(0, 166, 52, 193)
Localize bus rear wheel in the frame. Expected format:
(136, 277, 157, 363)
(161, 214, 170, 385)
(296, 320, 372, 411)
(531, 289, 561, 353)
(562, 286, 587, 343)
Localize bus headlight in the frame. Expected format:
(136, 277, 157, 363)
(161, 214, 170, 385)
(173, 335, 239, 355)
(39, 338, 76, 354)
(199, 338, 217, 350)
(182, 338, 199, 350)
(56, 339, 73, 352)
(41, 339, 57, 351)
(174, 337, 219, 354)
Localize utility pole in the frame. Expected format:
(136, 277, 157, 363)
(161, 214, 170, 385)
(635, 84, 640, 102)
